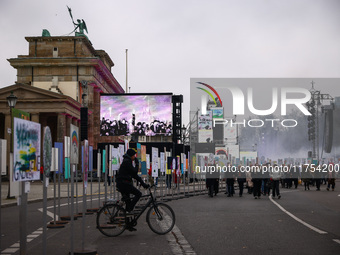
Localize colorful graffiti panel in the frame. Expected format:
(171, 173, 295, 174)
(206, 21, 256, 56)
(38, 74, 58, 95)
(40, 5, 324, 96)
(70, 124, 79, 164)
(13, 118, 41, 182)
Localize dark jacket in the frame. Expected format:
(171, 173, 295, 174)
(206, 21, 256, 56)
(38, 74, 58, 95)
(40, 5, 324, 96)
(116, 154, 144, 185)
(237, 169, 246, 182)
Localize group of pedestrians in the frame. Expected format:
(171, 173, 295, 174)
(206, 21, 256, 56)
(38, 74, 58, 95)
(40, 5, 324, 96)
(221, 163, 282, 199)
(207, 163, 337, 199)
(301, 165, 337, 191)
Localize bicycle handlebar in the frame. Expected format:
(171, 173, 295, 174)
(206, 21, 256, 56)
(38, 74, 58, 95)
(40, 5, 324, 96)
(148, 184, 156, 190)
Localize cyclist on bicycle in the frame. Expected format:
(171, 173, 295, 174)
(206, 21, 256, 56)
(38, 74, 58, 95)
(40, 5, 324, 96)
(116, 149, 150, 213)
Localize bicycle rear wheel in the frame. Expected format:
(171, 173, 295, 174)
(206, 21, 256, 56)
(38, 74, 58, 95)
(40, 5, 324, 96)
(146, 203, 175, 235)
(96, 204, 126, 237)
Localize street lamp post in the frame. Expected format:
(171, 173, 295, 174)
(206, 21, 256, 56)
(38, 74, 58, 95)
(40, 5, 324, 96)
(6, 91, 17, 199)
(7, 91, 18, 109)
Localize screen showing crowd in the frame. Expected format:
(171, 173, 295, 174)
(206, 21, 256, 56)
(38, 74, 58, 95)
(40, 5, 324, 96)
(100, 94, 173, 136)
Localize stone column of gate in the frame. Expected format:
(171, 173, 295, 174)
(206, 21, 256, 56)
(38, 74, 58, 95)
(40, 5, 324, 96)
(57, 113, 67, 143)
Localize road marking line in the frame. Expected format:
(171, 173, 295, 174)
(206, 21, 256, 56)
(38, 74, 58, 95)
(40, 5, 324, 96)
(2, 227, 48, 254)
(39, 196, 102, 221)
(27, 234, 39, 238)
(46, 197, 100, 209)
(269, 195, 327, 234)
(333, 239, 340, 245)
(1, 248, 19, 253)
(280, 190, 299, 194)
(169, 225, 197, 255)
(37, 208, 55, 219)
(159, 208, 196, 255)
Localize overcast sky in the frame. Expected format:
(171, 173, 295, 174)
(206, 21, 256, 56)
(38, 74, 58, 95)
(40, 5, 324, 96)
(1, 0, 340, 124)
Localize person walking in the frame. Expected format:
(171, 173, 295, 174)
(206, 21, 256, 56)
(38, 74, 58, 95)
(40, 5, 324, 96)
(270, 164, 281, 199)
(237, 166, 246, 197)
(206, 178, 215, 197)
(262, 163, 270, 196)
(206, 162, 219, 197)
(327, 167, 336, 191)
(246, 167, 253, 194)
(302, 166, 311, 191)
(226, 175, 235, 197)
(291, 164, 300, 189)
(166, 162, 172, 189)
(213, 178, 219, 196)
(252, 165, 262, 199)
(40, 166, 44, 182)
(107, 170, 111, 186)
(314, 166, 322, 191)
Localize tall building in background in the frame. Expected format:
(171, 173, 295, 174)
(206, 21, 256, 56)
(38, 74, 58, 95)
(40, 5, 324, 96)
(0, 35, 124, 174)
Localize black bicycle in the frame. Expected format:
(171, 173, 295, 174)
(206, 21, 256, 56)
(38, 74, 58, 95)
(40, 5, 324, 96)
(96, 185, 175, 237)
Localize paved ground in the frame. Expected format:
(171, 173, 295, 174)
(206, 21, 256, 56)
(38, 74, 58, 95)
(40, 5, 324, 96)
(171, 187, 340, 255)
(1, 180, 339, 255)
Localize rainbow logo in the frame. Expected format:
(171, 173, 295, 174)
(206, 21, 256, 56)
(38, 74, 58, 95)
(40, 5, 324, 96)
(196, 82, 223, 106)
(72, 131, 78, 146)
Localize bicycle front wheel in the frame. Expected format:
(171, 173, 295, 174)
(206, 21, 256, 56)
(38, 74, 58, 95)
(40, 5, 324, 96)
(146, 203, 175, 235)
(96, 204, 126, 237)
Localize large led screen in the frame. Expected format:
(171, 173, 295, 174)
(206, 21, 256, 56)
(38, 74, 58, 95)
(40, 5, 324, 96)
(100, 94, 172, 136)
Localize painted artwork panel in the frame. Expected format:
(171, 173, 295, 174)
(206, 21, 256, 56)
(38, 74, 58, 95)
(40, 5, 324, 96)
(64, 136, 70, 158)
(0, 139, 7, 175)
(43, 126, 52, 177)
(227, 145, 240, 159)
(137, 143, 141, 161)
(198, 112, 212, 130)
(97, 151, 101, 178)
(89, 146, 93, 172)
(65, 157, 70, 179)
(141, 145, 146, 162)
(111, 147, 119, 171)
(198, 130, 213, 143)
(211, 107, 224, 119)
(215, 146, 228, 158)
(224, 121, 237, 139)
(13, 117, 41, 182)
(146, 154, 150, 169)
(70, 124, 79, 164)
(84, 140, 89, 188)
(198, 111, 213, 143)
(102, 149, 106, 173)
(152, 147, 159, 177)
(141, 161, 147, 175)
(118, 144, 125, 165)
(160, 152, 165, 173)
(54, 142, 63, 174)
